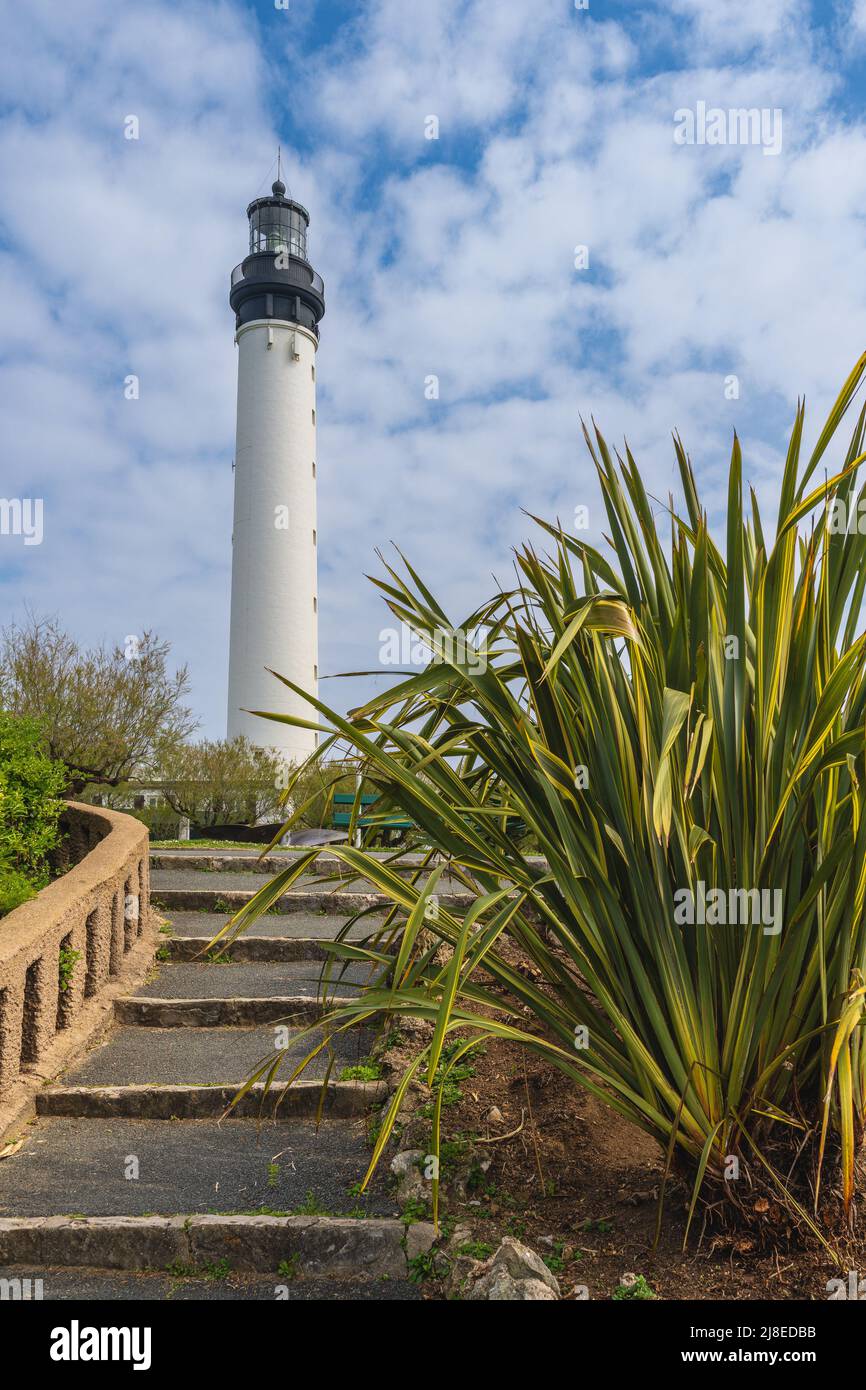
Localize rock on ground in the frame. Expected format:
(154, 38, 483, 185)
(462, 1237, 561, 1302)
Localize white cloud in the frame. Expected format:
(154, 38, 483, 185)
(304, 0, 631, 148)
(1, 0, 865, 739)
(666, 0, 809, 55)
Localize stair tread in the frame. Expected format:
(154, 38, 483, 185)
(159, 911, 388, 940)
(151, 848, 430, 861)
(137, 961, 376, 999)
(62, 1025, 373, 1087)
(151, 868, 465, 894)
(0, 1117, 395, 1218)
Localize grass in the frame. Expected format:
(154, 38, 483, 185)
(457, 1239, 494, 1260)
(277, 1255, 301, 1281)
(166, 1257, 232, 1282)
(294, 1190, 330, 1216)
(400, 1197, 431, 1223)
(151, 840, 301, 851)
(408, 1249, 441, 1284)
(419, 1050, 477, 1116)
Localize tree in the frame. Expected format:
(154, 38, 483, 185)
(0, 615, 196, 795)
(153, 736, 285, 828)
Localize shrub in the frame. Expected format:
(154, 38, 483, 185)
(0, 713, 66, 895)
(222, 355, 866, 1243)
(0, 859, 37, 916)
(0, 618, 196, 795)
(58, 945, 81, 992)
(126, 804, 183, 841)
(151, 737, 285, 828)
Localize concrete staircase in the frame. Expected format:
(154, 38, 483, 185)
(0, 850, 450, 1301)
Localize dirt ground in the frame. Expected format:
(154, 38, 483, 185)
(422, 1034, 864, 1302)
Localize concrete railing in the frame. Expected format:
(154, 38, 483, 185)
(0, 803, 152, 1112)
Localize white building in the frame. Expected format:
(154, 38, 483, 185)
(226, 178, 325, 764)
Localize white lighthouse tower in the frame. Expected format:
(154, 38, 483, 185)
(226, 175, 325, 763)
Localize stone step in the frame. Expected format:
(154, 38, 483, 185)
(159, 909, 389, 941)
(153, 887, 473, 915)
(0, 1116, 397, 1220)
(62, 1025, 374, 1087)
(114, 996, 356, 1028)
(0, 1265, 423, 1299)
(152, 846, 545, 862)
(151, 869, 371, 893)
(0, 839, 431, 1300)
(152, 847, 434, 860)
(151, 850, 446, 878)
(165, 935, 372, 963)
(137, 960, 377, 999)
(36, 1079, 384, 1120)
(151, 867, 466, 895)
(0, 1213, 434, 1279)
(154, 887, 383, 915)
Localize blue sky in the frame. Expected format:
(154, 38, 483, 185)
(2, 0, 866, 739)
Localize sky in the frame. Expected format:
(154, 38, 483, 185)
(2, 0, 866, 739)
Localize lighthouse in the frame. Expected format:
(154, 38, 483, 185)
(226, 175, 325, 763)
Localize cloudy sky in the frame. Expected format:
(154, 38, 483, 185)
(2, 0, 866, 738)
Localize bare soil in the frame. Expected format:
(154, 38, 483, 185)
(424, 1035, 864, 1301)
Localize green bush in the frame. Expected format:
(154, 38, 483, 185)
(126, 805, 182, 841)
(0, 713, 67, 912)
(0, 859, 38, 916)
(80, 785, 182, 841)
(151, 737, 284, 828)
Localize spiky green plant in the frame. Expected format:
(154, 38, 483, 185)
(215, 357, 866, 1246)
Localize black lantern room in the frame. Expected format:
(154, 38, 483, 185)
(229, 179, 325, 335)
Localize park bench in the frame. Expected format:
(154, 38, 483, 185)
(331, 792, 414, 840)
(331, 795, 524, 845)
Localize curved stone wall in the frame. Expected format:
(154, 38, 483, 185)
(0, 802, 154, 1139)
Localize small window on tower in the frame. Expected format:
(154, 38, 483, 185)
(311, 365, 316, 381)
(312, 409, 316, 425)
(313, 596, 317, 612)
(314, 665, 318, 680)
(313, 529, 317, 546)
(312, 461, 316, 477)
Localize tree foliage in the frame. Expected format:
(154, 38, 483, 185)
(0, 615, 196, 794)
(152, 736, 286, 827)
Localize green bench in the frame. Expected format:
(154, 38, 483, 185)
(331, 792, 414, 835)
(330, 795, 524, 844)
